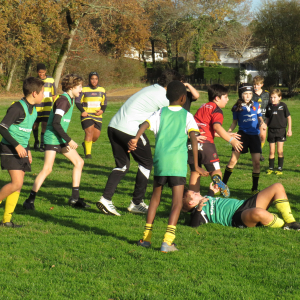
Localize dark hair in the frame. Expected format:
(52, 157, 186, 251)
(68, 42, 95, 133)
(157, 69, 181, 87)
(37, 63, 46, 72)
(207, 84, 228, 102)
(232, 83, 254, 112)
(61, 74, 83, 92)
(270, 88, 282, 98)
(23, 77, 44, 97)
(166, 80, 187, 104)
(89, 71, 99, 82)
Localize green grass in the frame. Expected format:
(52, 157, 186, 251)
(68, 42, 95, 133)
(0, 94, 300, 299)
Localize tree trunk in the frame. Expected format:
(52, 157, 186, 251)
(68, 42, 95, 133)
(151, 39, 155, 66)
(142, 51, 147, 68)
(5, 59, 17, 91)
(185, 52, 190, 74)
(175, 39, 178, 71)
(0, 62, 3, 75)
(24, 58, 32, 78)
(52, 10, 80, 88)
(165, 32, 173, 69)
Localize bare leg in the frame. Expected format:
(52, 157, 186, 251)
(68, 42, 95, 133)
(251, 153, 260, 173)
(146, 181, 162, 224)
(227, 151, 241, 168)
(92, 128, 101, 142)
(189, 171, 200, 192)
(32, 151, 56, 192)
(84, 125, 94, 142)
(269, 143, 276, 159)
(277, 141, 284, 157)
(168, 185, 184, 225)
(241, 208, 274, 227)
(0, 170, 25, 202)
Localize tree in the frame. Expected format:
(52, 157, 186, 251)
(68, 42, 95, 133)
(255, 0, 300, 94)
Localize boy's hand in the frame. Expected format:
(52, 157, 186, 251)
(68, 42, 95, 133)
(287, 129, 292, 137)
(68, 140, 78, 150)
(196, 196, 208, 211)
(260, 123, 267, 131)
(81, 111, 89, 117)
(209, 182, 220, 194)
(15, 144, 27, 158)
(95, 109, 103, 116)
(28, 150, 32, 164)
(196, 132, 207, 142)
(128, 139, 138, 152)
(231, 138, 243, 152)
(229, 132, 241, 140)
(195, 166, 209, 177)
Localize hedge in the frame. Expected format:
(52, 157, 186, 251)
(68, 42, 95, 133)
(195, 67, 239, 84)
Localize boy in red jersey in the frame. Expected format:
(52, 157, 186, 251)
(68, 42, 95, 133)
(188, 84, 243, 197)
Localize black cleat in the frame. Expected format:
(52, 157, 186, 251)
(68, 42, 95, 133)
(82, 142, 86, 156)
(85, 154, 92, 159)
(0, 221, 23, 228)
(39, 145, 45, 152)
(34, 142, 40, 151)
(23, 200, 35, 210)
(283, 222, 300, 231)
(260, 154, 265, 162)
(68, 197, 90, 208)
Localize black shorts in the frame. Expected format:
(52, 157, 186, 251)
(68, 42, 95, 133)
(231, 194, 262, 228)
(188, 142, 220, 172)
(81, 117, 102, 131)
(44, 144, 68, 153)
(154, 176, 186, 187)
(0, 143, 31, 171)
(234, 130, 261, 154)
(35, 117, 48, 123)
(267, 128, 286, 143)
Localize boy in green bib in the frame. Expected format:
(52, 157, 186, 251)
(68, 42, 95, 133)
(23, 74, 89, 209)
(128, 81, 208, 252)
(0, 77, 44, 227)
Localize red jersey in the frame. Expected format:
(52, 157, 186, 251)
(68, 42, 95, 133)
(194, 102, 223, 143)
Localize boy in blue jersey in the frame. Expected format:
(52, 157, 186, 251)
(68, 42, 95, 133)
(0, 77, 44, 227)
(223, 84, 267, 194)
(182, 182, 300, 231)
(128, 81, 208, 252)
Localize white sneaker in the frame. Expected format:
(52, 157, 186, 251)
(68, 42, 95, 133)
(96, 196, 121, 216)
(127, 200, 148, 214)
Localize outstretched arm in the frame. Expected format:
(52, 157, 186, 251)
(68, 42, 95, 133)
(128, 121, 150, 152)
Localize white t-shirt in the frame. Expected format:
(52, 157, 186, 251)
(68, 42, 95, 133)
(146, 106, 199, 136)
(109, 84, 169, 136)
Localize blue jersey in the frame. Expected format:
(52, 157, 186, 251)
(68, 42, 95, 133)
(232, 102, 262, 135)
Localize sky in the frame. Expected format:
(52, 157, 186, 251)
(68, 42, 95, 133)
(252, 0, 264, 11)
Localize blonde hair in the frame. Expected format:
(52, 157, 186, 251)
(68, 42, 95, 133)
(253, 75, 264, 85)
(61, 74, 83, 92)
(270, 88, 282, 98)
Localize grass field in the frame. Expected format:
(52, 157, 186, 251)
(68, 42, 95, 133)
(0, 92, 300, 299)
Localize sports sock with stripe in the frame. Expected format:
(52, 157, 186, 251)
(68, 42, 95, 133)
(163, 225, 176, 246)
(223, 166, 233, 184)
(264, 213, 284, 228)
(269, 158, 275, 170)
(274, 198, 295, 223)
(143, 223, 153, 242)
(252, 172, 260, 191)
(3, 191, 20, 223)
(278, 157, 284, 171)
(84, 141, 93, 155)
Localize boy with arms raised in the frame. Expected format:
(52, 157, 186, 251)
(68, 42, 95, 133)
(252, 75, 269, 161)
(0, 77, 44, 227)
(33, 63, 56, 152)
(183, 182, 300, 231)
(23, 74, 89, 210)
(188, 84, 243, 197)
(128, 81, 208, 252)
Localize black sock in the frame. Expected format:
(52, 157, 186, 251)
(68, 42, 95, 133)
(41, 133, 45, 146)
(72, 187, 80, 199)
(27, 190, 37, 202)
(252, 172, 260, 191)
(269, 158, 275, 170)
(278, 157, 284, 171)
(223, 167, 233, 184)
(33, 129, 39, 144)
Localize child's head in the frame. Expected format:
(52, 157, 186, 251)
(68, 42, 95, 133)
(208, 84, 229, 108)
(239, 83, 253, 103)
(270, 88, 282, 105)
(157, 69, 181, 88)
(89, 71, 99, 87)
(182, 189, 203, 212)
(166, 80, 187, 106)
(61, 74, 83, 96)
(253, 75, 264, 92)
(23, 77, 44, 97)
(37, 63, 47, 80)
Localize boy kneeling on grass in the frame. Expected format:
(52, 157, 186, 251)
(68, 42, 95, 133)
(23, 74, 89, 210)
(128, 80, 209, 252)
(0, 77, 44, 227)
(182, 182, 300, 231)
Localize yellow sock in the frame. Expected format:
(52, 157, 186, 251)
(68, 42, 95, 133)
(264, 214, 284, 228)
(163, 225, 176, 246)
(261, 142, 265, 149)
(143, 223, 153, 242)
(3, 191, 20, 223)
(84, 141, 93, 155)
(274, 199, 296, 223)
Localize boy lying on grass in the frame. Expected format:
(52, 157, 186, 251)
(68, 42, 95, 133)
(183, 182, 300, 231)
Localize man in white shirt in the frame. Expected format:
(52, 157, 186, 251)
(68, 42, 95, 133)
(96, 70, 181, 216)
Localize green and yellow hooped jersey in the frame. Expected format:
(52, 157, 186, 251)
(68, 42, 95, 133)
(2, 99, 37, 148)
(44, 93, 74, 145)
